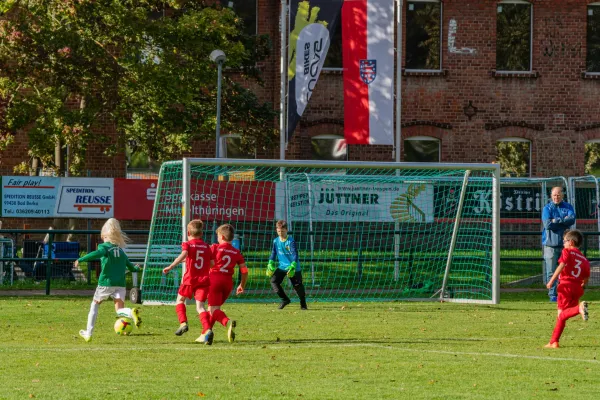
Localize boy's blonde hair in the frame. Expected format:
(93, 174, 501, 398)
(276, 220, 288, 229)
(188, 219, 203, 238)
(216, 224, 235, 241)
(564, 229, 583, 248)
(101, 218, 129, 248)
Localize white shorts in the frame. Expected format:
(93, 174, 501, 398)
(93, 286, 126, 302)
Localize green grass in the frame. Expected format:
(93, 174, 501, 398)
(1, 291, 600, 399)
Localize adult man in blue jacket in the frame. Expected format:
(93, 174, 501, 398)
(542, 187, 576, 302)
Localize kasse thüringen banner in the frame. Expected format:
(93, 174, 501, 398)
(287, 0, 343, 142)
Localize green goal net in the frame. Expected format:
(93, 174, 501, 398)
(140, 159, 500, 304)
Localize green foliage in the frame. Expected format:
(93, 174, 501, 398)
(406, 2, 440, 70)
(0, 0, 276, 175)
(588, 5, 600, 72)
(497, 141, 530, 178)
(585, 142, 600, 176)
(496, 3, 531, 71)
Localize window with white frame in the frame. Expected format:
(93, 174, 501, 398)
(585, 140, 600, 175)
(496, 138, 531, 177)
(221, 135, 256, 159)
(496, 1, 532, 72)
(587, 3, 600, 72)
(220, 0, 257, 36)
(405, 0, 442, 70)
(311, 135, 347, 161)
(403, 136, 440, 162)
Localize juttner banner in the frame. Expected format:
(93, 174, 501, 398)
(279, 181, 434, 223)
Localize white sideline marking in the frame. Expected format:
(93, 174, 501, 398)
(1, 343, 598, 364)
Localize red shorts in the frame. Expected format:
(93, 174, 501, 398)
(208, 274, 234, 307)
(178, 282, 210, 302)
(557, 281, 584, 310)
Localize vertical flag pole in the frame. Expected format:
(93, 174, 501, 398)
(395, 0, 403, 162)
(280, 0, 288, 161)
(394, 0, 403, 280)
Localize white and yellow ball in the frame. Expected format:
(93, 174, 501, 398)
(114, 317, 134, 336)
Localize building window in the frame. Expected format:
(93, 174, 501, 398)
(587, 3, 600, 73)
(585, 141, 600, 175)
(324, 20, 343, 69)
(311, 135, 347, 161)
(405, 0, 442, 70)
(221, 135, 256, 159)
(403, 136, 440, 162)
(496, 1, 532, 72)
(220, 0, 257, 36)
(496, 138, 531, 177)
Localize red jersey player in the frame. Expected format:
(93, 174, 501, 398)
(544, 229, 590, 349)
(208, 224, 248, 343)
(163, 219, 215, 345)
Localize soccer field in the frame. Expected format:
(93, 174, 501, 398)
(1, 292, 600, 399)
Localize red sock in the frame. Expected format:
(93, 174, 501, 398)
(176, 303, 187, 324)
(199, 311, 211, 333)
(212, 309, 229, 327)
(550, 305, 581, 343)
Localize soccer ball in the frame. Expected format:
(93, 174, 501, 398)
(114, 317, 134, 336)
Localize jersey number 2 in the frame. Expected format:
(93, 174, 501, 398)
(219, 255, 232, 273)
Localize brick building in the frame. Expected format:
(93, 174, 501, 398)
(2, 0, 600, 233)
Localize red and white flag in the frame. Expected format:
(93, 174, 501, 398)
(342, 0, 394, 145)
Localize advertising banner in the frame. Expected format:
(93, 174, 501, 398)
(114, 179, 157, 220)
(55, 178, 114, 218)
(281, 181, 434, 223)
(1, 176, 60, 218)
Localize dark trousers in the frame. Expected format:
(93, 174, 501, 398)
(270, 268, 306, 305)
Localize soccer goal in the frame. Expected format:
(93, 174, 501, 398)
(140, 159, 500, 305)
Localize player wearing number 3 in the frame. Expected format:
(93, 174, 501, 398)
(163, 219, 215, 344)
(544, 229, 590, 349)
(208, 224, 248, 343)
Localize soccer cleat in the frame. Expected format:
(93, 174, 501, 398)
(278, 299, 291, 310)
(132, 308, 142, 328)
(550, 296, 557, 302)
(580, 301, 589, 321)
(79, 330, 92, 343)
(196, 329, 214, 345)
(175, 322, 189, 336)
(227, 320, 236, 343)
(544, 342, 559, 349)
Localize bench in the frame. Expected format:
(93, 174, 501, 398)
(123, 243, 181, 303)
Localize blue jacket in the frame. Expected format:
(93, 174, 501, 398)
(542, 201, 575, 247)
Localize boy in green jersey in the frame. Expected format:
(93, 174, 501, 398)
(75, 218, 142, 342)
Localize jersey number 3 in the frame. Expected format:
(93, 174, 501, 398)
(571, 259, 582, 278)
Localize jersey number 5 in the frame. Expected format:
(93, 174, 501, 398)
(194, 250, 205, 270)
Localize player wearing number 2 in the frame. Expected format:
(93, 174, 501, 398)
(163, 219, 215, 344)
(544, 229, 590, 349)
(208, 224, 248, 343)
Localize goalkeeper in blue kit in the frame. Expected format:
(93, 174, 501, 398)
(267, 220, 307, 310)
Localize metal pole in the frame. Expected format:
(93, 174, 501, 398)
(280, 0, 288, 161)
(395, 0, 403, 162)
(215, 61, 223, 158)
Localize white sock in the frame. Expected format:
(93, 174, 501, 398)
(116, 308, 133, 319)
(87, 302, 99, 335)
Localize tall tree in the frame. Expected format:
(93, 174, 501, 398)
(0, 0, 276, 175)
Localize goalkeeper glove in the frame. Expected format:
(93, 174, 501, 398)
(287, 262, 297, 278)
(266, 260, 276, 277)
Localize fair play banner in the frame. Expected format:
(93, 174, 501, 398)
(114, 179, 157, 220)
(1, 176, 60, 218)
(277, 180, 434, 223)
(55, 178, 114, 218)
(342, 0, 394, 145)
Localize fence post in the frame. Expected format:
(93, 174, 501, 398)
(45, 233, 54, 295)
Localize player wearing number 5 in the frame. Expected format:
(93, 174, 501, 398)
(544, 229, 590, 349)
(163, 219, 215, 344)
(208, 224, 248, 343)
